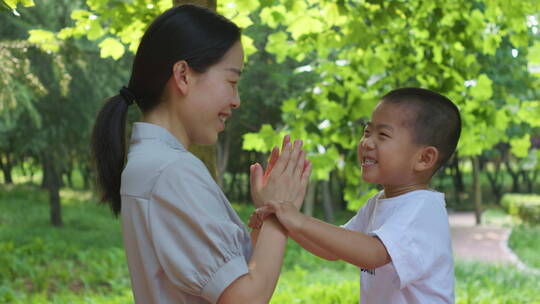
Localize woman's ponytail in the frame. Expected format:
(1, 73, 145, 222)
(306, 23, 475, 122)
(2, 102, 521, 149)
(91, 92, 133, 216)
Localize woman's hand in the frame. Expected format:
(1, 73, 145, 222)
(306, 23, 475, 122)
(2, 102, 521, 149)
(249, 136, 311, 209)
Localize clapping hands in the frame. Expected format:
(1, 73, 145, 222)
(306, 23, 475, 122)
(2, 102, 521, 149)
(249, 135, 311, 232)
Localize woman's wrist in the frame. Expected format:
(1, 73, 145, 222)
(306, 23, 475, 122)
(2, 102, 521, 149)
(263, 214, 287, 235)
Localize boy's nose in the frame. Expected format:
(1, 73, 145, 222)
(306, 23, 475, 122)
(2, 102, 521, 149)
(361, 137, 375, 150)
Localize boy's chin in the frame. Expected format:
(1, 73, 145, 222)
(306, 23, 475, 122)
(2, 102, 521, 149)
(361, 175, 375, 183)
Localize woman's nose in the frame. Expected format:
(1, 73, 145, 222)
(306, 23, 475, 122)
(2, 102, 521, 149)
(231, 94, 240, 109)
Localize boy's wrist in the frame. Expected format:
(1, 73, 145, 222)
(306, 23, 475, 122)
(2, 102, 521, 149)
(288, 210, 307, 235)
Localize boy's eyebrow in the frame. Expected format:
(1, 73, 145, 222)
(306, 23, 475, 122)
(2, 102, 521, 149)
(366, 121, 394, 131)
(226, 67, 242, 76)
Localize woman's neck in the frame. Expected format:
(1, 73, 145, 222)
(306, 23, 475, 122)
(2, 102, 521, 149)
(142, 105, 190, 148)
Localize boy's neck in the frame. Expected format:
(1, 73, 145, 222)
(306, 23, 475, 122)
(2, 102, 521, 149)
(382, 183, 429, 198)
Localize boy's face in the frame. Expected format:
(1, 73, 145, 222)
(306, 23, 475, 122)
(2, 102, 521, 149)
(358, 101, 423, 186)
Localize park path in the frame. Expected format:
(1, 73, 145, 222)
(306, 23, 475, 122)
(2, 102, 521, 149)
(449, 211, 528, 269)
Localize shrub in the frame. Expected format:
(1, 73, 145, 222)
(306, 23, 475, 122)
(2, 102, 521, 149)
(500, 194, 540, 224)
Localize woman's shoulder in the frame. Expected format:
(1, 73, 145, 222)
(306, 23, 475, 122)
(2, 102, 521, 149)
(122, 147, 212, 198)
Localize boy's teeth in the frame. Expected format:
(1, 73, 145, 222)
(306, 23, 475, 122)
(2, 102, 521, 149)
(364, 159, 377, 165)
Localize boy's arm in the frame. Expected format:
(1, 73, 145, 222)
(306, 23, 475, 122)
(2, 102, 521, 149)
(272, 202, 391, 269)
(249, 209, 338, 260)
(288, 231, 339, 261)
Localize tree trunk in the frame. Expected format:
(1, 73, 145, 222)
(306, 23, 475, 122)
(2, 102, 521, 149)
(485, 158, 503, 204)
(216, 132, 231, 188)
(43, 153, 62, 227)
(448, 154, 463, 206)
(532, 168, 539, 190)
(303, 180, 317, 217)
(504, 159, 520, 193)
(321, 180, 334, 223)
(81, 164, 91, 190)
(330, 172, 344, 212)
(188, 144, 218, 181)
(41, 160, 50, 189)
(472, 156, 482, 225)
(451, 153, 464, 193)
(0, 153, 14, 184)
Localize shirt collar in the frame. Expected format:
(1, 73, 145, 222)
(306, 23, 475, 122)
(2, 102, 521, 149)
(130, 122, 186, 151)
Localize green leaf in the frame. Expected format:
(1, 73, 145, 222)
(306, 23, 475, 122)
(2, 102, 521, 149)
(529, 42, 540, 64)
(242, 124, 282, 152)
(470, 74, 493, 100)
(510, 134, 531, 158)
(265, 31, 289, 63)
(98, 37, 125, 60)
(517, 101, 540, 127)
(4, 0, 33, 9)
(241, 35, 256, 58)
(288, 15, 324, 40)
(87, 21, 105, 41)
(27, 29, 60, 52)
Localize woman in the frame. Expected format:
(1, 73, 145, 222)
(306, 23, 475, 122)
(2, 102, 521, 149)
(91, 4, 311, 304)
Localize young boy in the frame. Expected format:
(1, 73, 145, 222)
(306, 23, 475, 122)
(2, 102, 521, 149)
(252, 88, 461, 303)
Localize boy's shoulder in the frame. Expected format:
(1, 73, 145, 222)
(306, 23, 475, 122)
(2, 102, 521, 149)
(378, 190, 447, 222)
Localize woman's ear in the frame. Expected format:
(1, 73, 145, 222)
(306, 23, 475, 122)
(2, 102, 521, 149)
(172, 60, 190, 95)
(415, 146, 438, 172)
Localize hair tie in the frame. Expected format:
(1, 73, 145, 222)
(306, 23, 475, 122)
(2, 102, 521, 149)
(119, 86, 136, 106)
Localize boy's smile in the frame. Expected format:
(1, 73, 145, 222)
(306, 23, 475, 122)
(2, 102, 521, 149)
(358, 101, 428, 195)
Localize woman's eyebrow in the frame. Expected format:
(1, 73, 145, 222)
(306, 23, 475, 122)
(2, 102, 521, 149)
(227, 67, 242, 76)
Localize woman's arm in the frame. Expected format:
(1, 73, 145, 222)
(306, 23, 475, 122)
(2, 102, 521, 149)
(218, 216, 287, 304)
(220, 137, 311, 303)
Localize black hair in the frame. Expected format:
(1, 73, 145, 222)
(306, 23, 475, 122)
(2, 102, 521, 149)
(91, 4, 241, 216)
(381, 87, 462, 171)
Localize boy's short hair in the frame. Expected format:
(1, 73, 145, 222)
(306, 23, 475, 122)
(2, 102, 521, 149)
(381, 88, 461, 171)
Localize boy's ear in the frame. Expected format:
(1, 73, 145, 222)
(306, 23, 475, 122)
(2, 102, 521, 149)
(172, 60, 191, 95)
(415, 146, 438, 172)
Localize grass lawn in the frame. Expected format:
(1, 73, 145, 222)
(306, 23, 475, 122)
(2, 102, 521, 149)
(1, 184, 539, 303)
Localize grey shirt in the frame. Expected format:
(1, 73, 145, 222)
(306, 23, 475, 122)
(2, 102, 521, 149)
(120, 122, 252, 304)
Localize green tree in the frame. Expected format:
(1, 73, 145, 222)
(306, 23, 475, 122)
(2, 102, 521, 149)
(1, 0, 129, 225)
(22, 0, 540, 218)
(238, 0, 540, 215)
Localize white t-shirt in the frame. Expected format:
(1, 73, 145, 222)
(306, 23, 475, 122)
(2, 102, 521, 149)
(343, 190, 454, 304)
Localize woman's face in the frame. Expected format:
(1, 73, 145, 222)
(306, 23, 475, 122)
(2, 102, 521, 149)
(181, 41, 244, 145)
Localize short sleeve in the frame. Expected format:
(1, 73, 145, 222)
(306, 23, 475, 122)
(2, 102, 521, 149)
(371, 198, 447, 288)
(341, 197, 375, 232)
(148, 158, 250, 303)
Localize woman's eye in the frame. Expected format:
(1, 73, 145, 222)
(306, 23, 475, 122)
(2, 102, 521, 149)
(380, 133, 389, 138)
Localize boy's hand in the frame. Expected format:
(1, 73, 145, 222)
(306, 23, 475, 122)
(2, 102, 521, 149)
(256, 201, 305, 233)
(248, 210, 264, 230)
